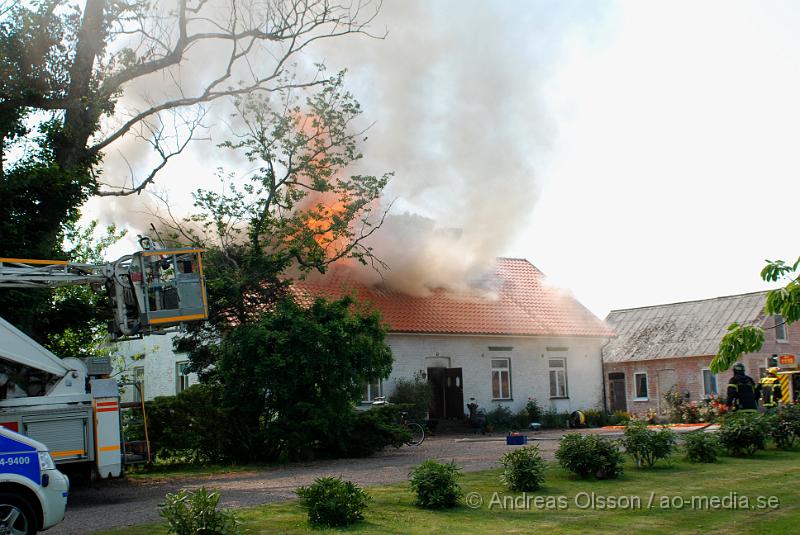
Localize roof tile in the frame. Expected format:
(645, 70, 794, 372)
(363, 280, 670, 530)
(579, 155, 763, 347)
(292, 258, 614, 338)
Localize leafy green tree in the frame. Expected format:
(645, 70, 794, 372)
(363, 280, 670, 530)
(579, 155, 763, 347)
(0, 218, 125, 353)
(713, 258, 800, 372)
(1, 0, 380, 349)
(160, 74, 394, 459)
(1, 0, 382, 197)
(213, 295, 393, 461)
(171, 73, 390, 369)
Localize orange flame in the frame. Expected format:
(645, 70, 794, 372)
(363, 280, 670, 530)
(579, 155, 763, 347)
(305, 199, 347, 249)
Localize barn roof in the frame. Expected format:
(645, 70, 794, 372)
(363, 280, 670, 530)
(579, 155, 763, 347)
(291, 258, 614, 338)
(602, 291, 768, 363)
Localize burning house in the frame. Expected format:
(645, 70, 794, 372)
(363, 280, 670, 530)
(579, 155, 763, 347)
(292, 257, 615, 419)
(116, 258, 613, 420)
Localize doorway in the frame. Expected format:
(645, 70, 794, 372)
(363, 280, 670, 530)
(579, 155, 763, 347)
(608, 372, 627, 412)
(427, 367, 464, 419)
(657, 369, 677, 414)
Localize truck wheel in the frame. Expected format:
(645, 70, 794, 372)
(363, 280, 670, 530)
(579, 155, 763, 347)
(0, 493, 36, 535)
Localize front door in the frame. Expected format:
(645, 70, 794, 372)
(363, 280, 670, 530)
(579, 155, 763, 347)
(444, 368, 464, 419)
(608, 372, 627, 412)
(427, 367, 446, 419)
(427, 367, 464, 419)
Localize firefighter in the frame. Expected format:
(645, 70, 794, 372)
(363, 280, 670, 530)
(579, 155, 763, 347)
(726, 363, 759, 412)
(759, 367, 783, 410)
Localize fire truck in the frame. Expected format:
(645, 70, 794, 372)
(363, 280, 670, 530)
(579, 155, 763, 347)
(0, 243, 207, 480)
(774, 354, 800, 404)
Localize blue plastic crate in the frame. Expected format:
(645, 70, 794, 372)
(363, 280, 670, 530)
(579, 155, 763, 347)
(506, 434, 528, 445)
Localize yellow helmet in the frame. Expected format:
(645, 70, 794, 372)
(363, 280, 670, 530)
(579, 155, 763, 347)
(767, 367, 781, 375)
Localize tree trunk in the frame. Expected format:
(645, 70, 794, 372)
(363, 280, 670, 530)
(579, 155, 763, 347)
(54, 0, 106, 176)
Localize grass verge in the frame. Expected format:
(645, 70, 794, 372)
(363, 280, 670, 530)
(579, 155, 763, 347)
(97, 449, 799, 534)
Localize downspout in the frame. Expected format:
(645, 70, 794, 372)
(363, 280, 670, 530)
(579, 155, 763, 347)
(600, 337, 613, 413)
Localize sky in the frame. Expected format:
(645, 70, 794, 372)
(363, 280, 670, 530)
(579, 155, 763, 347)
(88, 0, 800, 319)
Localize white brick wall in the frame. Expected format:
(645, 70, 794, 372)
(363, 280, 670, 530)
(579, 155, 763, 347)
(385, 334, 607, 415)
(115, 333, 198, 401)
(115, 332, 608, 415)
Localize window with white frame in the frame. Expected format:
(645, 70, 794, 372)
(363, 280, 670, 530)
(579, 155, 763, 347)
(362, 378, 382, 402)
(702, 369, 718, 396)
(775, 315, 787, 341)
(176, 361, 191, 394)
(634, 372, 649, 400)
(491, 359, 511, 399)
(548, 358, 568, 398)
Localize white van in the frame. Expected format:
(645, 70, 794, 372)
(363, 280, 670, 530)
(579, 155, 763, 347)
(0, 426, 69, 534)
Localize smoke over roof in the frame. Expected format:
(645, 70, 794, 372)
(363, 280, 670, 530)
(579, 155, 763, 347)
(90, 1, 600, 294)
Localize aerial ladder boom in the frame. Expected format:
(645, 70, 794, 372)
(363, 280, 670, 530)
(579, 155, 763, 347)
(0, 246, 208, 339)
(0, 242, 208, 478)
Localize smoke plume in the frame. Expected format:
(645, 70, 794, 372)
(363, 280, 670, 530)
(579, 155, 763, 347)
(91, 0, 593, 292)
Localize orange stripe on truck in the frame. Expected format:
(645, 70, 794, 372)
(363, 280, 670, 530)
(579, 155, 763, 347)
(99, 445, 120, 453)
(148, 313, 206, 324)
(0, 258, 69, 265)
(51, 449, 86, 458)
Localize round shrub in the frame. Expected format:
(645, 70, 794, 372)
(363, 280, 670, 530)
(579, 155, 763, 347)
(683, 431, 721, 463)
(499, 444, 546, 491)
(622, 421, 677, 468)
(160, 487, 241, 535)
(409, 460, 462, 509)
(296, 476, 370, 527)
(555, 433, 624, 480)
(718, 411, 769, 456)
(771, 403, 800, 449)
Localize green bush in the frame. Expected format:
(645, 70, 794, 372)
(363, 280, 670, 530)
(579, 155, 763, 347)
(146, 384, 238, 463)
(683, 431, 721, 463)
(622, 421, 677, 468)
(147, 386, 410, 463)
(389, 372, 433, 421)
(771, 403, 800, 449)
(613, 410, 632, 424)
(409, 460, 462, 509)
(718, 411, 770, 456)
(486, 405, 516, 431)
(296, 476, 370, 527)
(541, 408, 570, 429)
(159, 487, 240, 535)
(514, 408, 531, 429)
(555, 433, 624, 480)
(335, 405, 411, 457)
(499, 445, 546, 491)
(526, 397, 542, 422)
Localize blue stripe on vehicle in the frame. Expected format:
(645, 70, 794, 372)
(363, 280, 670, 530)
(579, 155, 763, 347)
(0, 452, 40, 484)
(0, 435, 36, 453)
(1, 433, 40, 484)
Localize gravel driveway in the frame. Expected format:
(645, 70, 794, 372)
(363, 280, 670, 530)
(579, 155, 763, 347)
(49, 432, 564, 535)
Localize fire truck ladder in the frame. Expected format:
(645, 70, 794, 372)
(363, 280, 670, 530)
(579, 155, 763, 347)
(119, 381, 152, 465)
(0, 258, 108, 288)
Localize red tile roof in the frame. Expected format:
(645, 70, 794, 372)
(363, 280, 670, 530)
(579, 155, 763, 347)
(291, 258, 615, 338)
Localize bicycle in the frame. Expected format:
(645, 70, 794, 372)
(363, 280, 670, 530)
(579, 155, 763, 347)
(400, 410, 426, 446)
(372, 397, 425, 446)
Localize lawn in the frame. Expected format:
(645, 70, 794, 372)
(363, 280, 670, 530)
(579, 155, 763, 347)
(98, 449, 799, 535)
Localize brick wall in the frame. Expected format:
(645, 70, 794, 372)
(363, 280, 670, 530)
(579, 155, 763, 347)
(604, 315, 800, 414)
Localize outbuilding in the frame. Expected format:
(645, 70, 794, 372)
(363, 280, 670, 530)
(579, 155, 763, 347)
(603, 291, 800, 416)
